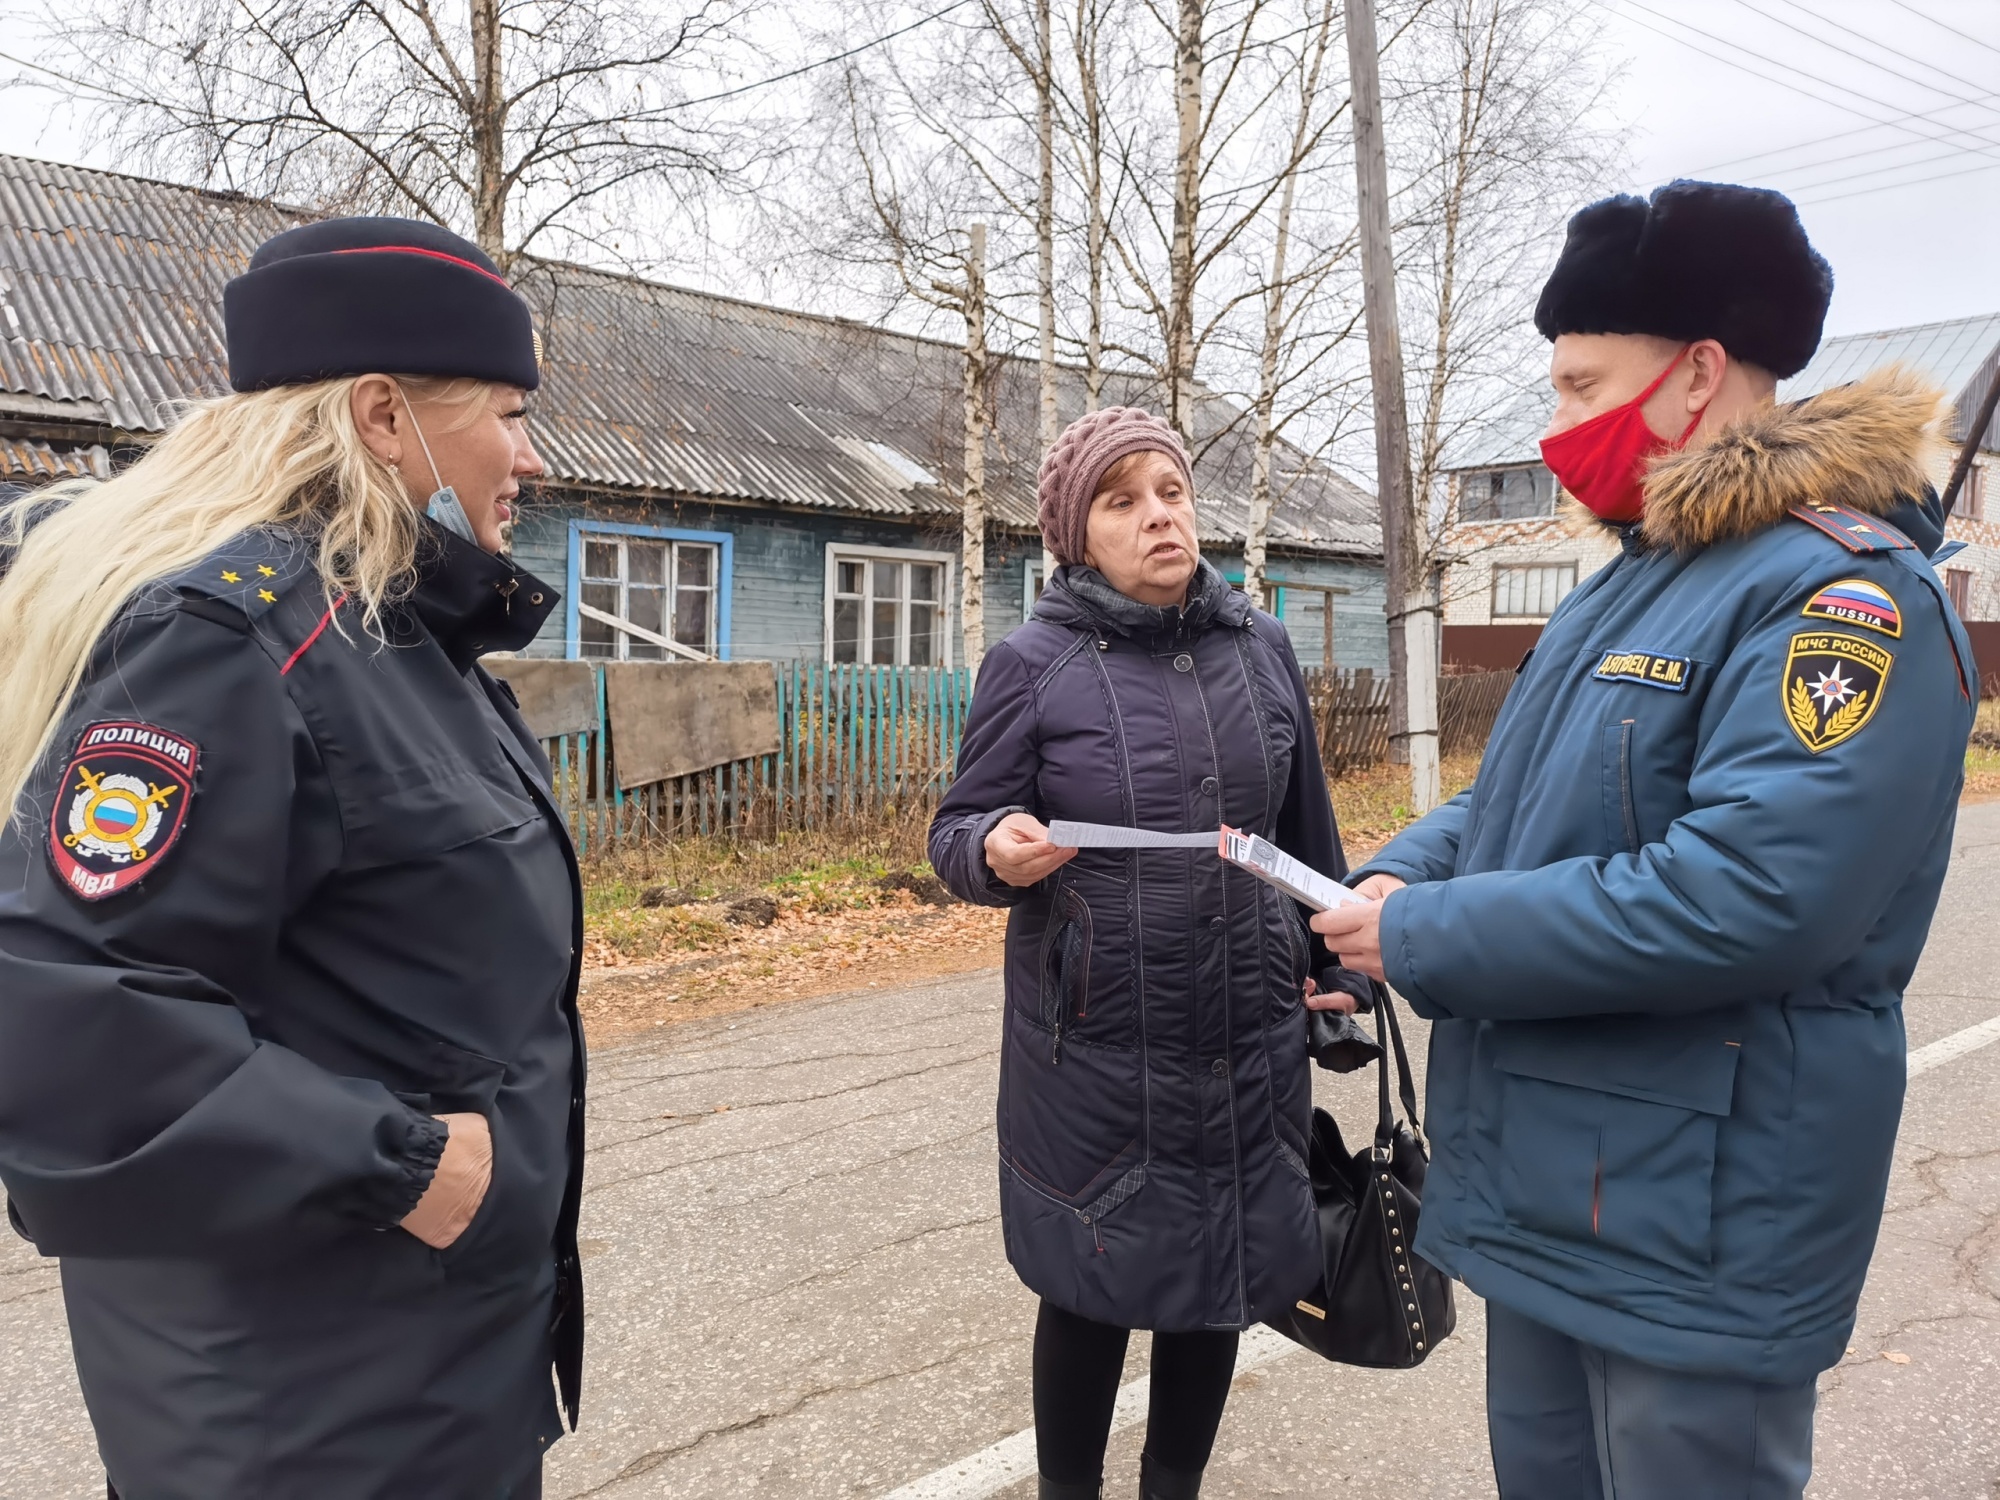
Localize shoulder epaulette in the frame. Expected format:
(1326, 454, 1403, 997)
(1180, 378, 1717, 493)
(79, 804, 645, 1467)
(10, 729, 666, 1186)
(163, 527, 312, 620)
(1786, 502, 1913, 554)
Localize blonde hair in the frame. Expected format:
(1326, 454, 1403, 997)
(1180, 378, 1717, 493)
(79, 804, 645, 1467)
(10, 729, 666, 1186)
(0, 374, 490, 826)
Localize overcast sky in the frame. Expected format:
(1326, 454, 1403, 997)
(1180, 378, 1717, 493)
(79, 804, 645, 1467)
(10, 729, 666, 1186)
(0, 0, 1995, 338)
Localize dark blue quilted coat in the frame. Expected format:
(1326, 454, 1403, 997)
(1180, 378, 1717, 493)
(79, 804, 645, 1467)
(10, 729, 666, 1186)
(930, 560, 1364, 1332)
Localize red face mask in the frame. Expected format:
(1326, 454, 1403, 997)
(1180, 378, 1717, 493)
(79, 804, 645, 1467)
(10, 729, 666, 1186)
(1539, 347, 1703, 523)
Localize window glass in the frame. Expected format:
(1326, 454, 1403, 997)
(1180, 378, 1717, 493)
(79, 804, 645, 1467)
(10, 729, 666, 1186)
(1491, 562, 1577, 619)
(1461, 466, 1556, 523)
(580, 581, 618, 657)
(828, 550, 952, 666)
(871, 599, 900, 664)
(832, 598, 862, 662)
(1947, 568, 1971, 615)
(628, 541, 666, 585)
(576, 532, 719, 659)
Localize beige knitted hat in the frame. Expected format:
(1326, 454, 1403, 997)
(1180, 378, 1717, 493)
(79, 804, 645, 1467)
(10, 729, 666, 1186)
(1035, 407, 1195, 566)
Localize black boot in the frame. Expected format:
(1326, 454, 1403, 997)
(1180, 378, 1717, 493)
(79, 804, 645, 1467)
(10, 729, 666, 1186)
(1139, 1451, 1203, 1500)
(1038, 1477, 1102, 1500)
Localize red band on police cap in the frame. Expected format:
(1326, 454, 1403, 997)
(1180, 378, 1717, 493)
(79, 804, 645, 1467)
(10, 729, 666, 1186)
(331, 245, 512, 289)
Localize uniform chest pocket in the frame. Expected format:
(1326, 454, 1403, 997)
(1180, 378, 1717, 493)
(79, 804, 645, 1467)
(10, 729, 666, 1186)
(1583, 646, 1709, 855)
(336, 756, 541, 871)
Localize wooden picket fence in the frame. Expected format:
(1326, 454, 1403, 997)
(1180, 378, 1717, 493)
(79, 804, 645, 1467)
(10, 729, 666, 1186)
(537, 663, 972, 855)
(1305, 665, 1516, 775)
(537, 660, 1514, 854)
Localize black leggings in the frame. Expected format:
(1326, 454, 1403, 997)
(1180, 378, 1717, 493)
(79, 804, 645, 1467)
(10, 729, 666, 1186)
(1032, 1299, 1239, 1486)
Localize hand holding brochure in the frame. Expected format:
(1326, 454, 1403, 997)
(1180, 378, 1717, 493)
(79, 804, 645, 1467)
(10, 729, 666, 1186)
(1217, 827, 1362, 911)
(1041, 818, 1361, 910)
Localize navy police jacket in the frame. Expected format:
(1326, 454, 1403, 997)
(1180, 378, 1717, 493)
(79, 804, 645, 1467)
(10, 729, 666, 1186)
(1360, 371, 1977, 1383)
(0, 520, 584, 1498)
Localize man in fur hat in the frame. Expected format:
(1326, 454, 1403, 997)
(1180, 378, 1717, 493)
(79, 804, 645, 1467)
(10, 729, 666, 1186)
(1309, 181, 1978, 1496)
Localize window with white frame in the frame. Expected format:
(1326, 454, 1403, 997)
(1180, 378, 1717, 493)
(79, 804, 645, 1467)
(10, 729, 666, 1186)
(578, 532, 719, 659)
(826, 546, 952, 666)
(1491, 562, 1577, 620)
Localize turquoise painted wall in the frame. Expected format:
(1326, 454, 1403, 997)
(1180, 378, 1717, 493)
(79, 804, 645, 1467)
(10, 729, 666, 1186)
(509, 493, 1387, 671)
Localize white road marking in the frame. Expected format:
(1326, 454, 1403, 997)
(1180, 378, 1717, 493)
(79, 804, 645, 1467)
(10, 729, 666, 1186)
(1908, 1012, 2000, 1078)
(878, 1327, 1299, 1500)
(883, 1013, 2000, 1500)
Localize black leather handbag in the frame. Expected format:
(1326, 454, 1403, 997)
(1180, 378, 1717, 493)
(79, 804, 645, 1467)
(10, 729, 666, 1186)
(1268, 985, 1456, 1368)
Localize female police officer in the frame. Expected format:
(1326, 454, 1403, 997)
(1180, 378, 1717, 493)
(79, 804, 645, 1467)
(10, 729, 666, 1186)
(0, 217, 584, 1499)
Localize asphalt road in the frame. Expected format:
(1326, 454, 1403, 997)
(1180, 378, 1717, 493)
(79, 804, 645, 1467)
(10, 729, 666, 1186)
(4, 803, 1999, 1499)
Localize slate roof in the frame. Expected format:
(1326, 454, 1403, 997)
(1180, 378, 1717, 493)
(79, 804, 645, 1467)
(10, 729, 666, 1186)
(0, 153, 1380, 557)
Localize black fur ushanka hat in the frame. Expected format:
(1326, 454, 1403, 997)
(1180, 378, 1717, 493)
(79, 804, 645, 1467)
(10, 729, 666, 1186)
(1533, 180, 1833, 379)
(225, 217, 540, 392)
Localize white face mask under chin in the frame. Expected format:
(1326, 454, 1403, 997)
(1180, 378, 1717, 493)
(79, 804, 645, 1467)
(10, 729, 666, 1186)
(400, 394, 480, 546)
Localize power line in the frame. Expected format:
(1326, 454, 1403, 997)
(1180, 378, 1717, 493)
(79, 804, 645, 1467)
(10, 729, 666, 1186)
(1883, 0, 2000, 62)
(1611, 0, 2000, 166)
(1737, 0, 2000, 116)
(1783, 141, 1991, 195)
(1692, 93, 2000, 177)
(674, 0, 978, 109)
(1783, 142, 2000, 197)
(1797, 155, 2000, 207)
(1694, 103, 2000, 181)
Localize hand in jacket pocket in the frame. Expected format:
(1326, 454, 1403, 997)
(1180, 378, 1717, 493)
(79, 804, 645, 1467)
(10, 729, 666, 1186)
(401, 1112, 493, 1249)
(985, 812, 1079, 888)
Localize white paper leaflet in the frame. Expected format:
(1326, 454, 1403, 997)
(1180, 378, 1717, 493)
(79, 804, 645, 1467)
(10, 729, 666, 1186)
(1041, 820, 1361, 911)
(1044, 820, 1219, 849)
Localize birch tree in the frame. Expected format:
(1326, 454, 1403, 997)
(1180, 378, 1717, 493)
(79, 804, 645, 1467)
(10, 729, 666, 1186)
(27, 0, 765, 268)
(1242, 0, 1350, 603)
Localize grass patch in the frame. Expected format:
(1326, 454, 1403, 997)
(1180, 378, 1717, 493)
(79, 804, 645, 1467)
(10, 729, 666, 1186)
(1329, 752, 1485, 862)
(579, 815, 947, 964)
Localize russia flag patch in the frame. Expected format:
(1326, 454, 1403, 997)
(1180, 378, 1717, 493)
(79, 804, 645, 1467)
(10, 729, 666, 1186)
(1802, 578, 1901, 638)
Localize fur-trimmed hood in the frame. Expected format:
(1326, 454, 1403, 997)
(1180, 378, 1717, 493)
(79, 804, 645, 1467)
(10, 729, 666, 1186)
(1639, 365, 1950, 552)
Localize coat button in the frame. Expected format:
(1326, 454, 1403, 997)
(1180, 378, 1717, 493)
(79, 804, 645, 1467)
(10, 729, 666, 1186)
(1200, 776, 1218, 796)
(1211, 1057, 1227, 1077)
(1173, 653, 1193, 672)
(1209, 916, 1223, 931)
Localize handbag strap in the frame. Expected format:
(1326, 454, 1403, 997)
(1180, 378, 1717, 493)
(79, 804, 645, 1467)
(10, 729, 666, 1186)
(1371, 984, 1425, 1151)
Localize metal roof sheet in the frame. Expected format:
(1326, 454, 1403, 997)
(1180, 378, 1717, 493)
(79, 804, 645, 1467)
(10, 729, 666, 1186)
(0, 152, 1381, 557)
(1448, 312, 2000, 472)
(1783, 313, 2000, 451)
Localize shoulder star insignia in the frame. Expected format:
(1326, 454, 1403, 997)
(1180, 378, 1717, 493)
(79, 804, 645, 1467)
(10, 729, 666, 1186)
(257, 565, 277, 577)
(257, 588, 277, 604)
(220, 570, 241, 583)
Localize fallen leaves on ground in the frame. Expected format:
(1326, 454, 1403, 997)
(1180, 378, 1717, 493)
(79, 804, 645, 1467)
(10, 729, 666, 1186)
(580, 888, 1006, 1043)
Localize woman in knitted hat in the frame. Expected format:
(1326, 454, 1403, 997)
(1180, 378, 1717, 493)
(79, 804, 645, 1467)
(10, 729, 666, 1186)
(930, 407, 1370, 1500)
(0, 217, 581, 1499)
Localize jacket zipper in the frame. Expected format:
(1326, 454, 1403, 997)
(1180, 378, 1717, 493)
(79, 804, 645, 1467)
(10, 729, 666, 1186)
(1616, 719, 1640, 854)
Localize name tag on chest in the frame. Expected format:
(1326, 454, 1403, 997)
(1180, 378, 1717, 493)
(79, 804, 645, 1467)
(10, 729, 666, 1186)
(1592, 650, 1692, 692)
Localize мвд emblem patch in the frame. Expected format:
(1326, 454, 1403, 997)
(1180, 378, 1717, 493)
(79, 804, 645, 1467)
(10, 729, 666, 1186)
(1784, 632, 1891, 754)
(46, 720, 200, 900)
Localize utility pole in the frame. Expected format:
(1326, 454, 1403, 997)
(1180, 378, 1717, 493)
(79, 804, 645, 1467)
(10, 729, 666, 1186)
(1344, 0, 1437, 812)
(961, 223, 989, 680)
(1036, 0, 1060, 583)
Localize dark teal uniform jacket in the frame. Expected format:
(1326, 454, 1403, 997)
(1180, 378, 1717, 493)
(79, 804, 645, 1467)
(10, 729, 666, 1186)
(1360, 372, 1977, 1384)
(0, 521, 584, 1498)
